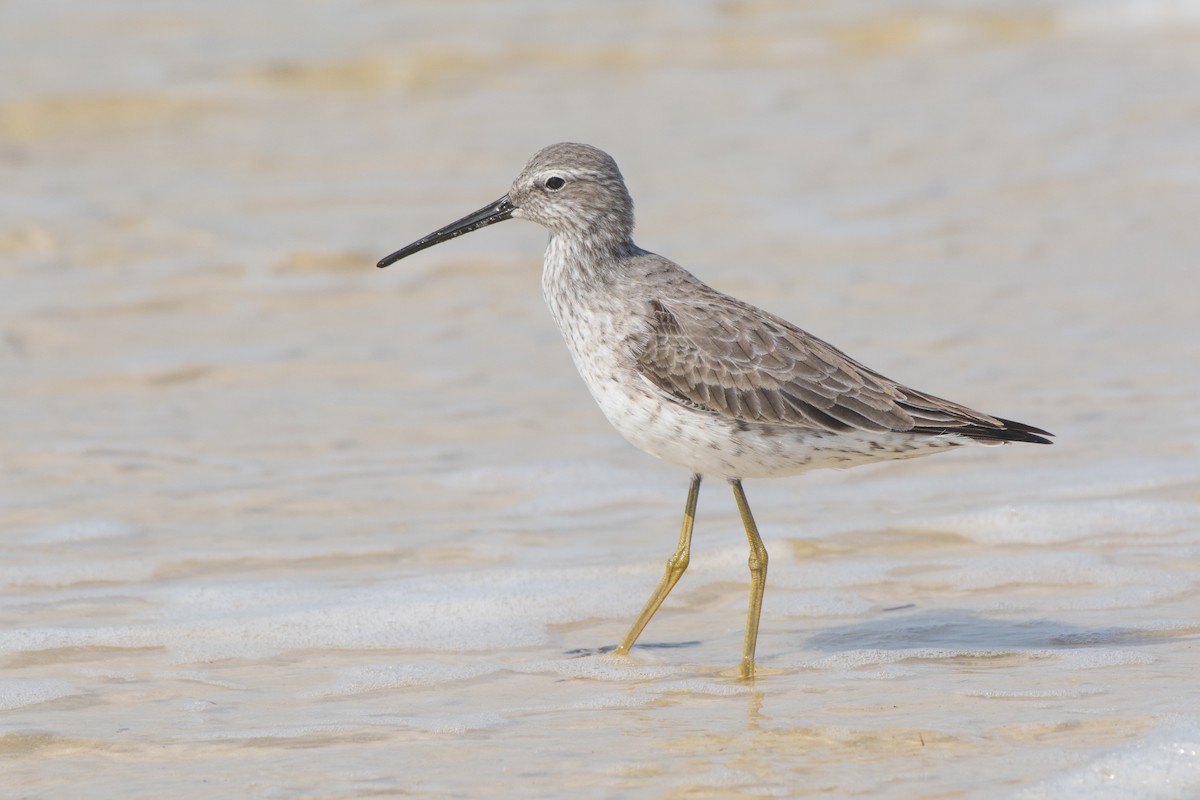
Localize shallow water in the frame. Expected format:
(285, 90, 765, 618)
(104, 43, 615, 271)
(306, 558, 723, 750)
(2, 1, 1199, 797)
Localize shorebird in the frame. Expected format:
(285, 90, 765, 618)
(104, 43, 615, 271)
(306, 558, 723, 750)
(378, 143, 1052, 679)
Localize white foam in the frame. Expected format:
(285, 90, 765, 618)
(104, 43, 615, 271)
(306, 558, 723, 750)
(0, 678, 80, 710)
(1053, 649, 1157, 669)
(1060, 0, 1200, 35)
(655, 679, 754, 696)
(180, 700, 217, 713)
(511, 655, 679, 682)
(0, 561, 654, 660)
(919, 500, 1200, 546)
(432, 458, 675, 524)
(789, 643, 1161, 670)
(947, 552, 1190, 610)
(0, 558, 157, 590)
(15, 518, 137, 545)
(770, 588, 876, 618)
(790, 648, 1023, 671)
(1018, 718, 1200, 799)
(317, 663, 497, 695)
(962, 687, 1105, 699)
(948, 552, 1152, 588)
(0, 626, 163, 656)
(529, 691, 657, 712)
(770, 558, 898, 591)
(392, 712, 507, 734)
(695, 766, 789, 793)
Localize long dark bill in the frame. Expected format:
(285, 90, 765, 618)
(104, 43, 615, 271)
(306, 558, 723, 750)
(377, 195, 515, 268)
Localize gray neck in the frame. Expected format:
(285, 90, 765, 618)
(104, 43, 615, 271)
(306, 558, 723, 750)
(544, 229, 639, 283)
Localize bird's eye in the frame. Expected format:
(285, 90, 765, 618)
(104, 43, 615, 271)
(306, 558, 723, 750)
(544, 176, 566, 191)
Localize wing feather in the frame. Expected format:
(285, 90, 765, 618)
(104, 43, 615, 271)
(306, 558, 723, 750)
(634, 290, 1048, 444)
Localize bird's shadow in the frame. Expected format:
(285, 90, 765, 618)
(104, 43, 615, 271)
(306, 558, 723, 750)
(564, 609, 1196, 659)
(566, 641, 701, 658)
(801, 608, 1196, 652)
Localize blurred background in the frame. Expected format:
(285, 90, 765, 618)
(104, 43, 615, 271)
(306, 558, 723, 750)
(2, 2, 1199, 798)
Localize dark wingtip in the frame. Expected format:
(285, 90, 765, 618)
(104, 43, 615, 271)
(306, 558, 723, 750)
(916, 415, 1054, 445)
(993, 416, 1055, 444)
(956, 416, 1054, 445)
(998, 430, 1055, 445)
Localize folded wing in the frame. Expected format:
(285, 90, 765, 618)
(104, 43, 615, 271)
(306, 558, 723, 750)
(635, 293, 1052, 445)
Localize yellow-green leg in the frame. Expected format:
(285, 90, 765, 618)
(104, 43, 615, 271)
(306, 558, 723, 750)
(615, 473, 702, 656)
(730, 479, 768, 680)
